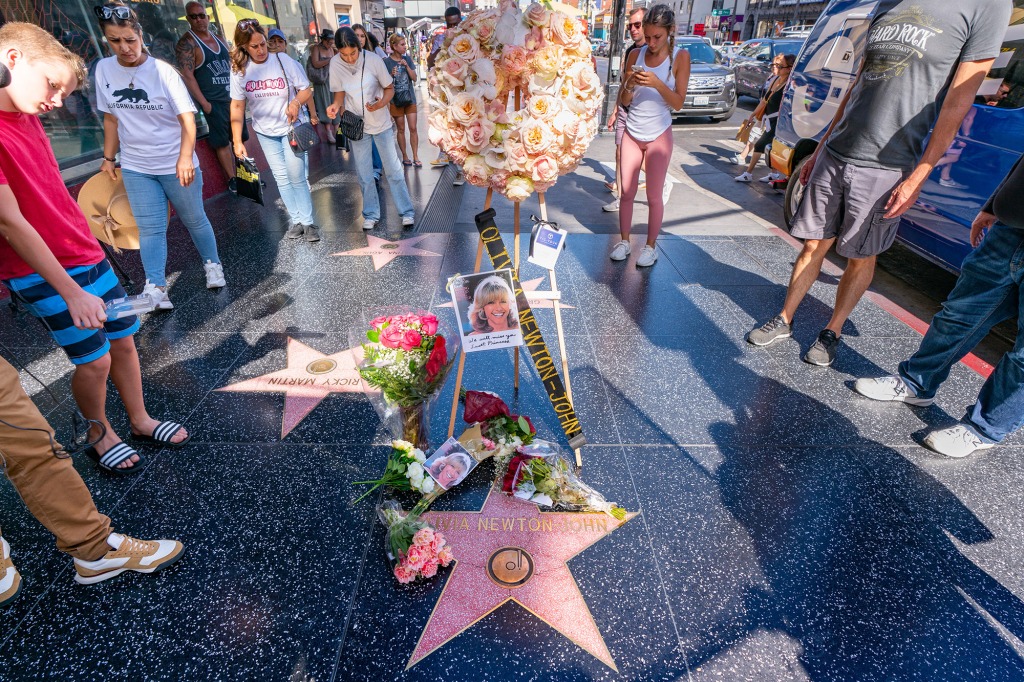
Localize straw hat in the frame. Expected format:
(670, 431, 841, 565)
(77, 172, 145, 253)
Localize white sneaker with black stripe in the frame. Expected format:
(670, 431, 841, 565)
(74, 533, 184, 585)
(853, 375, 934, 406)
(0, 537, 21, 607)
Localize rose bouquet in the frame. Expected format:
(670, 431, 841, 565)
(353, 309, 459, 449)
(500, 441, 627, 520)
(353, 440, 436, 504)
(458, 390, 536, 474)
(377, 500, 454, 584)
(427, 1, 603, 201)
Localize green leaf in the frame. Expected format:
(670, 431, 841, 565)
(518, 416, 529, 432)
(367, 330, 380, 343)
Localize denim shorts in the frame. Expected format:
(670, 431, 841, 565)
(5, 259, 139, 365)
(790, 148, 907, 258)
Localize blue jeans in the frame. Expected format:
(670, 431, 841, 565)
(900, 223, 1024, 443)
(351, 127, 414, 222)
(255, 132, 315, 227)
(121, 167, 220, 288)
(372, 138, 382, 173)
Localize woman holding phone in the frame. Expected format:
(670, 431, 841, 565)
(611, 4, 688, 268)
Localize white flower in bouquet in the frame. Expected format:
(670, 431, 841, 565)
(407, 462, 424, 483)
(530, 493, 554, 506)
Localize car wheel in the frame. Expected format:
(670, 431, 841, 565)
(784, 155, 811, 230)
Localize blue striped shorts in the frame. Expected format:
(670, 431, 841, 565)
(5, 259, 140, 365)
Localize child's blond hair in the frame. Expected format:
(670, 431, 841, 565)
(0, 22, 86, 86)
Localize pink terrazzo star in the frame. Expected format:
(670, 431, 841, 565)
(438, 277, 575, 310)
(216, 337, 373, 438)
(407, 491, 636, 671)
(331, 235, 443, 271)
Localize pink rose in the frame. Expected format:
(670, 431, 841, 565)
(524, 3, 549, 27)
(463, 154, 492, 185)
(370, 315, 391, 328)
(441, 56, 469, 85)
(430, 533, 446, 552)
(525, 26, 546, 51)
(419, 314, 439, 336)
(405, 545, 428, 571)
(549, 12, 583, 48)
(521, 120, 555, 155)
(449, 33, 481, 63)
(529, 154, 559, 184)
(380, 324, 404, 349)
(448, 147, 470, 165)
(501, 45, 530, 76)
(489, 169, 511, 190)
(465, 119, 496, 153)
(476, 18, 496, 42)
(400, 329, 423, 351)
(438, 546, 454, 567)
(420, 557, 440, 578)
(394, 564, 415, 584)
(413, 528, 434, 547)
(504, 139, 529, 173)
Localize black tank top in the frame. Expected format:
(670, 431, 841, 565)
(189, 30, 231, 102)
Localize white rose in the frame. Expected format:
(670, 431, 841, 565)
(420, 477, 436, 494)
(407, 462, 424, 481)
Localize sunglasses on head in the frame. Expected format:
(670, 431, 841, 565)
(629, 21, 643, 29)
(187, 11, 207, 19)
(237, 18, 260, 30)
(94, 4, 132, 20)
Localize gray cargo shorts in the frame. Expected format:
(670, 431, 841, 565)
(790, 148, 907, 259)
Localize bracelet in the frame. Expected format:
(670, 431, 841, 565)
(102, 155, 116, 162)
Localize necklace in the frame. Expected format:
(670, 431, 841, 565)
(117, 58, 143, 88)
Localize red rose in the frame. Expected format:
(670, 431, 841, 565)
(501, 453, 539, 494)
(370, 315, 391, 329)
(419, 314, 439, 336)
(400, 329, 423, 351)
(425, 335, 447, 381)
(463, 390, 511, 424)
(380, 324, 404, 349)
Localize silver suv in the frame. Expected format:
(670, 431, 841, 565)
(673, 37, 736, 122)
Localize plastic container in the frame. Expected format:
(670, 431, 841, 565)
(105, 294, 155, 319)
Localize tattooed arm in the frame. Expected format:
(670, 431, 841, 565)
(175, 34, 211, 114)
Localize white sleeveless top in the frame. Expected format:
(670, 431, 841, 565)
(626, 46, 676, 142)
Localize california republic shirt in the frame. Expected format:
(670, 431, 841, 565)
(826, 0, 1011, 171)
(95, 56, 199, 175)
(229, 54, 310, 137)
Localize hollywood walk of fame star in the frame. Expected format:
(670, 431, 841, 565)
(332, 235, 443, 271)
(216, 337, 373, 438)
(438, 277, 575, 311)
(407, 491, 636, 671)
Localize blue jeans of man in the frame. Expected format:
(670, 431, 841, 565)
(372, 138, 382, 175)
(256, 132, 315, 227)
(351, 127, 414, 222)
(899, 223, 1024, 443)
(121, 168, 221, 288)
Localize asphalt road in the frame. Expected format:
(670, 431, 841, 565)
(595, 54, 1013, 365)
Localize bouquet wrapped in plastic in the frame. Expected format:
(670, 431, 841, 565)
(500, 440, 626, 519)
(353, 440, 436, 503)
(458, 390, 535, 473)
(377, 500, 454, 584)
(353, 309, 460, 449)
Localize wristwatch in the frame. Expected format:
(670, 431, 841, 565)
(102, 155, 116, 162)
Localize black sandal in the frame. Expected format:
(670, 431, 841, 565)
(131, 421, 191, 448)
(84, 442, 145, 476)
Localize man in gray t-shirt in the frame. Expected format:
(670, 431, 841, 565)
(747, 0, 1012, 368)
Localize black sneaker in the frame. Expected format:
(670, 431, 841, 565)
(804, 329, 840, 366)
(284, 224, 305, 239)
(746, 314, 792, 346)
(304, 225, 321, 242)
(227, 177, 237, 193)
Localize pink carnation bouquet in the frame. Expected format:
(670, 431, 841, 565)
(378, 500, 455, 584)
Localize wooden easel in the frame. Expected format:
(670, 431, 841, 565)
(445, 88, 583, 469)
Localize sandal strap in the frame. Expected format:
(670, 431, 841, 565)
(152, 422, 184, 443)
(99, 443, 137, 469)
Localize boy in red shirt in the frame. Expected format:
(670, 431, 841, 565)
(0, 22, 183, 605)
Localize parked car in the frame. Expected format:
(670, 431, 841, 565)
(673, 37, 736, 122)
(771, 0, 1024, 273)
(731, 37, 806, 98)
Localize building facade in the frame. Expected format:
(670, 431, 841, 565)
(741, 0, 826, 39)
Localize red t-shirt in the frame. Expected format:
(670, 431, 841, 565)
(0, 110, 104, 280)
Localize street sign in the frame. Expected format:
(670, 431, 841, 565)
(711, 8, 731, 16)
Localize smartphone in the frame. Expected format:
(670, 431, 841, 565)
(631, 65, 644, 73)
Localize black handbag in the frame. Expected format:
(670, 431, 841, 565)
(338, 54, 365, 141)
(234, 156, 264, 205)
(276, 53, 317, 152)
(392, 56, 414, 108)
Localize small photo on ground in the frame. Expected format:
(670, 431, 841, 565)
(424, 438, 478, 490)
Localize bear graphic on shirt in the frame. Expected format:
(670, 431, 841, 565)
(112, 86, 150, 103)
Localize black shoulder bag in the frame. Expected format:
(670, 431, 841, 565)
(339, 54, 365, 141)
(276, 53, 318, 152)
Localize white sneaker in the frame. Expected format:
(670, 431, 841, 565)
(759, 173, 775, 183)
(452, 171, 465, 186)
(602, 199, 620, 212)
(636, 245, 658, 267)
(0, 537, 21, 607)
(73, 533, 184, 585)
(853, 375, 934, 406)
(142, 281, 173, 310)
(363, 218, 377, 231)
(609, 240, 631, 261)
(731, 154, 744, 165)
(735, 172, 753, 183)
(662, 180, 672, 205)
(402, 215, 415, 227)
(203, 260, 225, 289)
(922, 425, 995, 459)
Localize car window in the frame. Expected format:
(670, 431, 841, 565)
(676, 41, 718, 64)
(772, 40, 805, 58)
(753, 44, 771, 61)
(982, 0, 1024, 109)
(739, 41, 762, 57)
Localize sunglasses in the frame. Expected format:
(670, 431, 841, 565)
(94, 4, 132, 20)
(629, 21, 643, 29)
(187, 12, 208, 19)
(237, 18, 260, 30)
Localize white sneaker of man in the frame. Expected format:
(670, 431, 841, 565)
(853, 375, 935, 406)
(609, 240, 631, 261)
(73, 533, 184, 585)
(203, 260, 226, 289)
(922, 424, 996, 459)
(0, 537, 21, 607)
(363, 218, 377, 231)
(142, 281, 173, 310)
(402, 215, 415, 227)
(735, 172, 753, 183)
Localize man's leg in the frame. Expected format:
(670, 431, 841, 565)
(106, 335, 188, 445)
(968, 300, 1024, 443)
(0, 358, 112, 561)
(215, 144, 236, 183)
(780, 237, 836, 323)
(825, 254, 876, 336)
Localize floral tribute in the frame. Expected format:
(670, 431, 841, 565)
(501, 441, 627, 519)
(353, 440, 436, 504)
(427, 0, 603, 201)
(378, 500, 455, 584)
(458, 390, 536, 473)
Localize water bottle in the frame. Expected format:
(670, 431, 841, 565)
(105, 294, 156, 320)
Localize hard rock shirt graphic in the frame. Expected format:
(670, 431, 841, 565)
(862, 6, 944, 82)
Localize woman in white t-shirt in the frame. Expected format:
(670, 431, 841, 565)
(94, 3, 225, 307)
(327, 28, 415, 231)
(228, 20, 319, 241)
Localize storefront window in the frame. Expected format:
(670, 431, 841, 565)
(2, 0, 314, 170)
